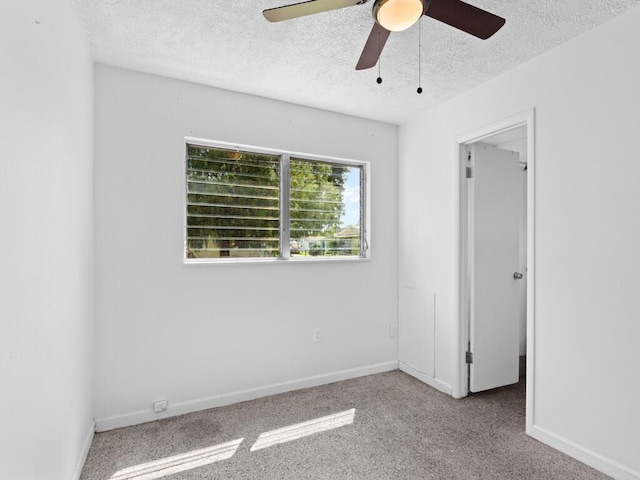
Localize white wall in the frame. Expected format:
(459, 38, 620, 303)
(93, 65, 398, 430)
(399, 5, 640, 478)
(0, 1, 94, 479)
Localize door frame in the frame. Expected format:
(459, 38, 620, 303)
(454, 109, 536, 434)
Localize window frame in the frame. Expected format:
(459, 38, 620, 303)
(184, 137, 370, 264)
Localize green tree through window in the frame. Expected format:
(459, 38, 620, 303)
(186, 144, 363, 260)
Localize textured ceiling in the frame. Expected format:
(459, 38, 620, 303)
(74, 0, 640, 124)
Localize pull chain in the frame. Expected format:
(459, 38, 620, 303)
(377, 30, 382, 84)
(417, 20, 423, 94)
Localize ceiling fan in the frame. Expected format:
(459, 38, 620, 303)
(263, 0, 506, 70)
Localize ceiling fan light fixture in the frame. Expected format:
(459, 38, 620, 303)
(374, 0, 424, 32)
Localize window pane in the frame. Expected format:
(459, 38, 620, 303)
(186, 145, 280, 259)
(289, 158, 361, 257)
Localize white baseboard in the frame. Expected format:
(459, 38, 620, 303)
(398, 361, 452, 395)
(71, 421, 95, 480)
(529, 424, 640, 480)
(95, 361, 399, 432)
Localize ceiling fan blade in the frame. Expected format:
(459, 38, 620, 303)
(263, 0, 366, 23)
(356, 23, 391, 70)
(424, 0, 505, 40)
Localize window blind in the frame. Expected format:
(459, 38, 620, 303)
(186, 146, 280, 259)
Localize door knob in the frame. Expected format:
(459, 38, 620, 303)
(513, 272, 523, 279)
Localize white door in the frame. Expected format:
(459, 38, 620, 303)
(469, 143, 521, 393)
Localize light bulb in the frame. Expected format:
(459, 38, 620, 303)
(374, 0, 424, 32)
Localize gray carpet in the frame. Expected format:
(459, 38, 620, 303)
(81, 370, 609, 479)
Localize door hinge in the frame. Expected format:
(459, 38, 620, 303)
(466, 166, 473, 179)
(465, 351, 473, 364)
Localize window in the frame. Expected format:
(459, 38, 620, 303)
(185, 141, 367, 261)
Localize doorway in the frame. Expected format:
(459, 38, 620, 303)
(456, 110, 535, 433)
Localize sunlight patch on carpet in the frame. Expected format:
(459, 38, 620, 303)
(109, 438, 243, 480)
(250, 408, 355, 452)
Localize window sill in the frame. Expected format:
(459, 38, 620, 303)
(183, 256, 371, 266)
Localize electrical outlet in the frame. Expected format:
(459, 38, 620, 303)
(153, 400, 168, 413)
(389, 324, 398, 337)
(313, 327, 322, 343)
